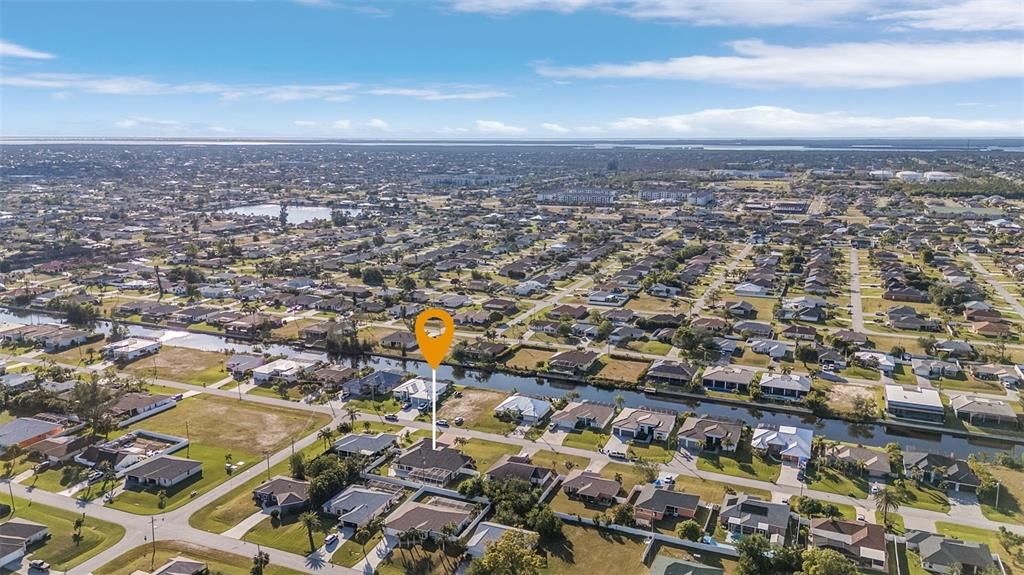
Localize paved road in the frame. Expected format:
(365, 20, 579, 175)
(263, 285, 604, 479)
(967, 254, 1024, 318)
(849, 246, 866, 332)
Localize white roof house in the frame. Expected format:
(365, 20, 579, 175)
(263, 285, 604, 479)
(884, 384, 944, 422)
(394, 377, 448, 409)
(494, 395, 552, 424)
(751, 424, 813, 463)
(252, 358, 315, 384)
(853, 351, 896, 374)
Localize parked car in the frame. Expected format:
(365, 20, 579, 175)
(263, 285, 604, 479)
(384, 414, 399, 422)
(437, 419, 450, 427)
(29, 560, 50, 573)
(325, 533, 339, 545)
(453, 417, 464, 426)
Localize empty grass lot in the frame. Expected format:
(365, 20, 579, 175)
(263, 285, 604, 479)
(94, 541, 308, 575)
(505, 347, 556, 370)
(122, 345, 229, 386)
(1, 494, 125, 570)
(595, 357, 651, 384)
(438, 387, 515, 435)
(108, 394, 328, 514)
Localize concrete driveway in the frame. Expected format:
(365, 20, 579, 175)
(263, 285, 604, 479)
(777, 464, 803, 488)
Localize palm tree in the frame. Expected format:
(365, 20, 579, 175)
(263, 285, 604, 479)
(299, 511, 320, 553)
(317, 428, 335, 451)
(354, 526, 372, 560)
(344, 405, 359, 428)
(874, 486, 902, 528)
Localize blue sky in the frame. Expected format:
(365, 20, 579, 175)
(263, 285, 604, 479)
(1, 0, 1022, 137)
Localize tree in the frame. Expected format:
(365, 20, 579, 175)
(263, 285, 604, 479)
(289, 452, 306, 480)
(736, 534, 774, 575)
(597, 320, 614, 341)
(469, 530, 542, 575)
(251, 550, 270, 575)
(299, 510, 320, 553)
(361, 267, 385, 286)
(799, 548, 858, 575)
(70, 378, 120, 437)
(354, 526, 372, 561)
(874, 486, 903, 527)
(634, 458, 659, 483)
(677, 519, 703, 541)
(318, 427, 335, 451)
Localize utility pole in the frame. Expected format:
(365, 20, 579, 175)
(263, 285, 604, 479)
(185, 420, 191, 459)
(265, 451, 271, 480)
(6, 480, 14, 514)
(150, 517, 156, 569)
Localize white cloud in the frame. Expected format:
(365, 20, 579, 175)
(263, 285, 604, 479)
(597, 105, 1023, 137)
(0, 73, 358, 101)
(332, 119, 353, 130)
(536, 39, 1024, 88)
(475, 120, 527, 134)
(0, 39, 56, 60)
(367, 87, 508, 100)
(542, 122, 570, 133)
(293, 120, 319, 127)
(873, 0, 1024, 31)
(366, 118, 389, 130)
(114, 117, 181, 129)
(450, 0, 877, 26)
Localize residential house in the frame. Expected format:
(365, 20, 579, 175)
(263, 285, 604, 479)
(322, 485, 400, 529)
(393, 377, 448, 410)
(493, 395, 552, 425)
(466, 522, 538, 559)
(751, 424, 813, 465)
(677, 417, 742, 452)
(633, 485, 700, 526)
(951, 396, 1018, 428)
(561, 470, 620, 506)
(903, 452, 980, 492)
(252, 476, 310, 515)
(885, 385, 945, 423)
(759, 373, 812, 402)
(809, 518, 887, 572)
(124, 456, 203, 488)
(905, 530, 998, 574)
(611, 408, 676, 443)
(549, 401, 616, 432)
(719, 494, 792, 543)
(701, 366, 755, 393)
(645, 360, 698, 386)
(333, 433, 398, 458)
(392, 440, 473, 486)
(548, 350, 600, 375)
(485, 455, 554, 487)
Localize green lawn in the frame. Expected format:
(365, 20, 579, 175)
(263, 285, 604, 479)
(244, 511, 337, 556)
(792, 497, 857, 521)
(21, 462, 91, 493)
(332, 530, 383, 567)
(807, 465, 870, 499)
(1, 494, 125, 570)
(188, 443, 325, 534)
(876, 510, 905, 535)
(599, 462, 647, 493)
(839, 366, 881, 381)
(673, 474, 772, 504)
(459, 439, 522, 473)
(538, 524, 651, 575)
(697, 451, 781, 482)
(901, 482, 950, 513)
(94, 541, 308, 575)
(561, 429, 609, 452)
(979, 466, 1024, 525)
(108, 442, 253, 514)
(935, 522, 1018, 574)
(530, 450, 591, 473)
(627, 340, 673, 355)
(346, 394, 404, 416)
(625, 442, 675, 464)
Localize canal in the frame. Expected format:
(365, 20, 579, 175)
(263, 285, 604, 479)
(2, 308, 1016, 459)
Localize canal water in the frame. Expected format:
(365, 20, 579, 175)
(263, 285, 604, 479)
(2, 308, 1015, 459)
(220, 204, 361, 225)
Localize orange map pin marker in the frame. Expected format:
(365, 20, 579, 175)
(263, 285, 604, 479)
(415, 308, 454, 369)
